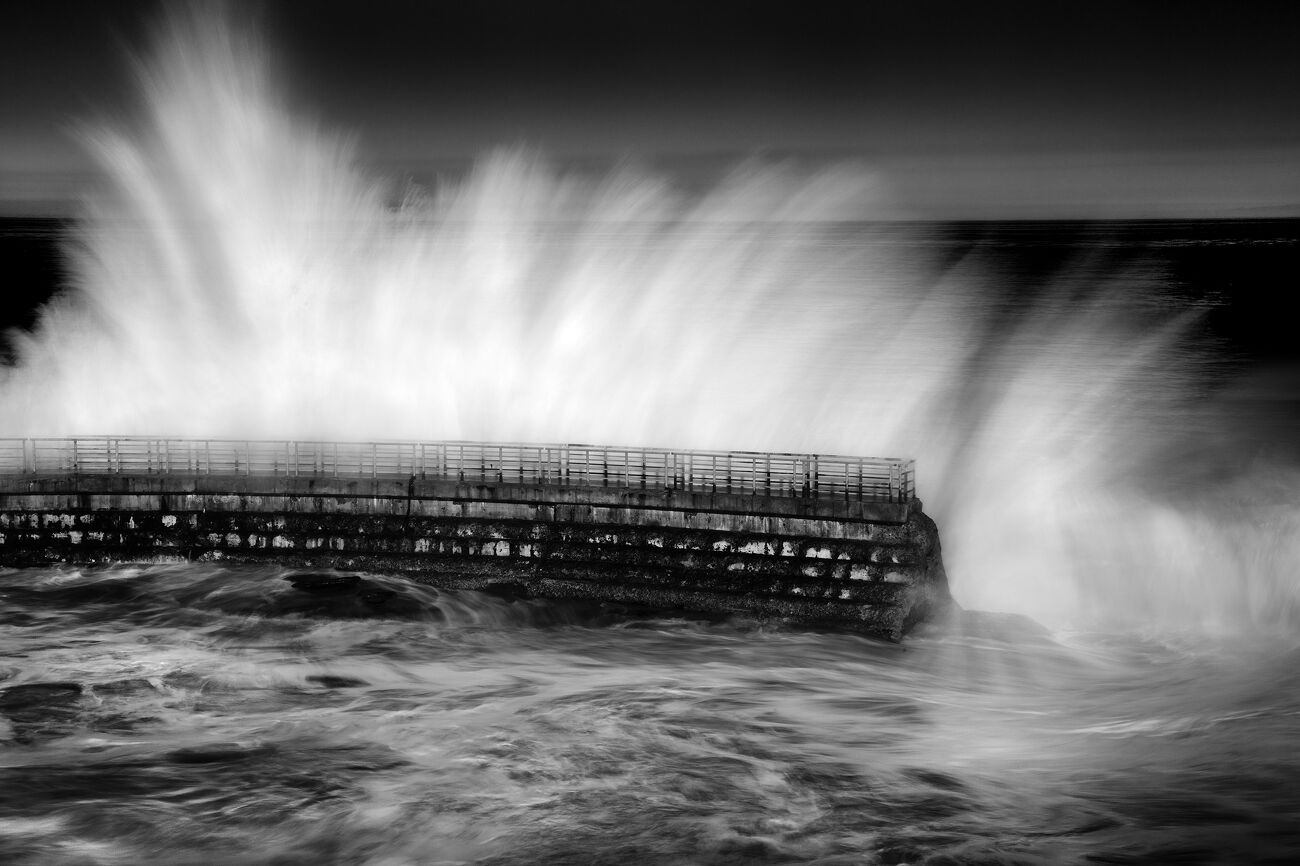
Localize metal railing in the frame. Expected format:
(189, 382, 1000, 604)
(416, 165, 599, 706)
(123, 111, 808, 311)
(0, 437, 915, 503)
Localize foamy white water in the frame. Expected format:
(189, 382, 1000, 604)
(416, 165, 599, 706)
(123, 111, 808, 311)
(1, 565, 1299, 865)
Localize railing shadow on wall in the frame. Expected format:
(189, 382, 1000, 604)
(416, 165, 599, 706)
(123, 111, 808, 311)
(0, 437, 915, 504)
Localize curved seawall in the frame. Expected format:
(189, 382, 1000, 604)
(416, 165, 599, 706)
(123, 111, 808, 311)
(0, 437, 950, 640)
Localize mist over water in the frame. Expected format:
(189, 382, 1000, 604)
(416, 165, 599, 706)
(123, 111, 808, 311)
(1, 11, 1297, 633)
(2, 10, 1300, 865)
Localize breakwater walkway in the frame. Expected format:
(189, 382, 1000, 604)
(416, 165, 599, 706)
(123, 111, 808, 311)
(0, 437, 949, 639)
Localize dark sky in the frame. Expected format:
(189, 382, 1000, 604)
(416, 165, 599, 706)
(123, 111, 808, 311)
(2, 0, 1298, 217)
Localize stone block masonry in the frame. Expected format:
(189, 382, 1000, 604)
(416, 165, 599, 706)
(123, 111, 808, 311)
(0, 439, 951, 640)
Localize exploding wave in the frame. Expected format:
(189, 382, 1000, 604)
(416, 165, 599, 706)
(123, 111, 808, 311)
(2, 9, 1297, 632)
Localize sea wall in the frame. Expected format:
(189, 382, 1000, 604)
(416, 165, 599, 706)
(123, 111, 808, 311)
(0, 475, 950, 640)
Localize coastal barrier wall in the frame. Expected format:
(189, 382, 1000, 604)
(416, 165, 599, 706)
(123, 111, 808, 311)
(0, 438, 949, 639)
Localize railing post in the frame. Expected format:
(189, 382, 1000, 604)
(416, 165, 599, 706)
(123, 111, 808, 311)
(4, 437, 914, 509)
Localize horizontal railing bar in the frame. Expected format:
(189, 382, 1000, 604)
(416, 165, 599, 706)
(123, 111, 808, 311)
(0, 436, 916, 503)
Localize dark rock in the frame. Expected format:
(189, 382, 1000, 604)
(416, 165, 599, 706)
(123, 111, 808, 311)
(285, 572, 361, 593)
(480, 581, 533, 601)
(359, 588, 394, 606)
(305, 674, 369, 688)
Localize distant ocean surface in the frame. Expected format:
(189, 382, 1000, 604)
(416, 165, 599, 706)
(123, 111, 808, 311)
(2, 216, 1299, 865)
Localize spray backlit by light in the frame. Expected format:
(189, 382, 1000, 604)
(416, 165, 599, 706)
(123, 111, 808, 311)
(2, 9, 1296, 632)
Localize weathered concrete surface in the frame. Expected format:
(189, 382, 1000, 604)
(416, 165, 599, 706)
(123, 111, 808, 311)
(0, 476, 949, 640)
(0, 473, 912, 523)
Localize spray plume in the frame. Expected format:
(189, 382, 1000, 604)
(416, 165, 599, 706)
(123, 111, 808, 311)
(3, 8, 1296, 632)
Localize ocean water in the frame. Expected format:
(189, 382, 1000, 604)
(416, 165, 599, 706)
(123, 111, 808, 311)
(3, 9, 1300, 863)
(1, 566, 1298, 865)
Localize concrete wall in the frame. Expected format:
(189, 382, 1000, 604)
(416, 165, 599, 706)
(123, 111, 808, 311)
(0, 473, 913, 523)
(0, 475, 950, 640)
